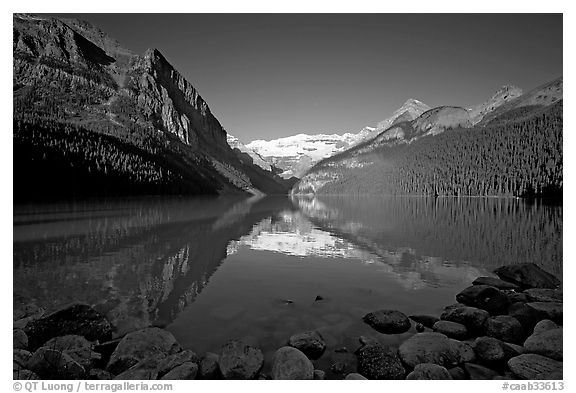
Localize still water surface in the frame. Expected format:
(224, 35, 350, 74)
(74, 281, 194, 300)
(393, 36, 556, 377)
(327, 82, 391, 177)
(13, 195, 562, 376)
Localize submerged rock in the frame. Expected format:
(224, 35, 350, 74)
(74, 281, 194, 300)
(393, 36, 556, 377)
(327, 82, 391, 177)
(288, 331, 326, 360)
(524, 328, 562, 361)
(406, 363, 452, 380)
(363, 309, 411, 334)
(219, 340, 263, 380)
(508, 354, 563, 380)
(493, 264, 560, 289)
(271, 346, 313, 380)
(433, 320, 469, 340)
(355, 343, 405, 380)
(456, 285, 510, 315)
(472, 276, 520, 291)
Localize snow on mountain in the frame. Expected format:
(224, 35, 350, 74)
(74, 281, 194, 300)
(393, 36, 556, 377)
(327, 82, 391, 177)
(468, 85, 523, 124)
(226, 134, 274, 172)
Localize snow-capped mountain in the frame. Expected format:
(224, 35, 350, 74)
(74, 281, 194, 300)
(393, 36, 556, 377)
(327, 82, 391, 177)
(226, 134, 274, 172)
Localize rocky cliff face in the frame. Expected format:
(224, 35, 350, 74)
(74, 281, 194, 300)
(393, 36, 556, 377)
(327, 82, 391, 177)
(226, 134, 274, 172)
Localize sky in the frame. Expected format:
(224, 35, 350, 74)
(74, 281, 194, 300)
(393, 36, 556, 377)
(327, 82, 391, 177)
(53, 13, 562, 142)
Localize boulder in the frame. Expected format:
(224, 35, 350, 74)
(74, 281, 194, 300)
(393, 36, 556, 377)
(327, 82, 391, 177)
(106, 328, 181, 375)
(88, 368, 113, 380)
(156, 349, 198, 378)
(24, 304, 112, 350)
(507, 292, 530, 304)
(313, 369, 326, 380)
(219, 340, 263, 380)
(508, 354, 563, 380)
(535, 370, 563, 380)
(199, 352, 221, 379)
(474, 336, 507, 364)
(524, 328, 562, 361)
(456, 285, 510, 315)
(486, 315, 523, 344)
(406, 363, 452, 380)
(526, 302, 563, 324)
(355, 343, 405, 380)
(288, 331, 326, 360)
(448, 366, 467, 380)
(472, 276, 520, 290)
(409, 315, 440, 329)
(271, 346, 313, 380)
(398, 332, 468, 368)
(14, 349, 33, 368)
(440, 305, 490, 334)
(113, 357, 164, 380)
(464, 363, 500, 379)
(493, 264, 560, 289)
(160, 362, 198, 380)
(27, 347, 86, 379)
(42, 335, 101, 371)
(433, 320, 469, 340)
(533, 320, 558, 335)
(525, 288, 563, 303)
(508, 302, 545, 335)
(14, 329, 28, 350)
(345, 372, 367, 380)
(362, 309, 411, 334)
(13, 367, 40, 380)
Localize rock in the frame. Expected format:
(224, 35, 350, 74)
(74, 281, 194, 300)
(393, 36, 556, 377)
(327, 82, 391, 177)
(486, 315, 523, 344)
(27, 347, 86, 379)
(219, 340, 264, 380)
(271, 346, 313, 380)
(362, 309, 411, 334)
(464, 363, 500, 379)
(156, 349, 198, 377)
(287, 331, 326, 360)
(199, 352, 221, 379)
(315, 295, 324, 301)
(330, 362, 347, 374)
(13, 367, 40, 380)
(355, 343, 405, 380)
(14, 329, 28, 350)
(398, 332, 467, 368)
(533, 320, 558, 335)
(42, 335, 101, 371)
(507, 292, 530, 304)
(524, 328, 562, 361)
(313, 369, 326, 380)
(345, 373, 367, 380)
(160, 362, 198, 380)
(474, 336, 507, 364)
(535, 370, 563, 380)
(106, 328, 181, 375)
(525, 288, 563, 303)
(472, 276, 520, 290)
(14, 349, 33, 368)
(452, 340, 476, 363)
(415, 323, 425, 332)
(448, 366, 467, 380)
(13, 305, 46, 330)
(93, 338, 122, 365)
(89, 368, 113, 380)
(508, 302, 545, 335)
(409, 315, 440, 329)
(494, 263, 560, 289)
(113, 357, 164, 380)
(433, 320, 469, 340)
(508, 354, 563, 380)
(358, 336, 379, 346)
(440, 305, 490, 335)
(526, 302, 563, 324)
(406, 363, 452, 380)
(456, 285, 510, 315)
(24, 304, 112, 351)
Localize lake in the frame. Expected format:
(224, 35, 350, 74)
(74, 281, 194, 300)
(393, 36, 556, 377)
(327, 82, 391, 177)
(13, 195, 562, 377)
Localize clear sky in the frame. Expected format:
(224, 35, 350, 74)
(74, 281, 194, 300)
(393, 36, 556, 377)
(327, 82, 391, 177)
(53, 13, 562, 142)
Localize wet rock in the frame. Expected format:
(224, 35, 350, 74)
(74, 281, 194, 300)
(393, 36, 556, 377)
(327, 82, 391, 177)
(113, 357, 164, 380)
(526, 302, 563, 324)
(494, 264, 560, 289)
(508, 302, 544, 335)
(219, 340, 264, 380)
(452, 340, 476, 363)
(355, 343, 405, 380)
(107, 328, 181, 375)
(406, 363, 452, 380)
(14, 349, 33, 368)
(472, 276, 520, 291)
(345, 373, 367, 380)
(315, 295, 324, 301)
(533, 320, 558, 335)
(89, 368, 113, 380)
(42, 335, 101, 371)
(14, 329, 28, 350)
(160, 362, 198, 380)
(313, 369, 326, 380)
(13, 367, 40, 380)
(525, 288, 563, 303)
(464, 363, 500, 380)
(288, 331, 326, 360)
(433, 320, 469, 340)
(363, 309, 411, 334)
(409, 315, 440, 329)
(199, 352, 221, 379)
(156, 349, 198, 377)
(440, 305, 490, 335)
(27, 347, 86, 379)
(271, 346, 313, 380)
(448, 366, 467, 380)
(524, 328, 562, 361)
(24, 304, 112, 351)
(456, 285, 510, 315)
(398, 332, 467, 368)
(474, 336, 507, 364)
(508, 354, 563, 380)
(486, 315, 523, 344)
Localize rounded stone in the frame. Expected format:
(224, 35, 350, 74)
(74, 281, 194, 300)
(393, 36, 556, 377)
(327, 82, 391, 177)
(508, 354, 563, 380)
(524, 288, 563, 303)
(486, 315, 523, 344)
(345, 373, 368, 380)
(440, 305, 490, 334)
(524, 328, 562, 361)
(398, 332, 465, 369)
(219, 340, 264, 380)
(433, 320, 469, 340)
(456, 285, 510, 315)
(199, 352, 221, 379)
(355, 343, 405, 380)
(271, 346, 313, 380)
(532, 320, 558, 336)
(363, 309, 411, 334)
(287, 331, 326, 360)
(406, 363, 452, 380)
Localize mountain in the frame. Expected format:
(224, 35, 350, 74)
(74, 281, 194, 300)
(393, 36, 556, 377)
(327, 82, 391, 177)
(292, 79, 562, 197)
(13, 14, 291, 201)
(468, 85, 523, 124)
(226, 134, 274, 172)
